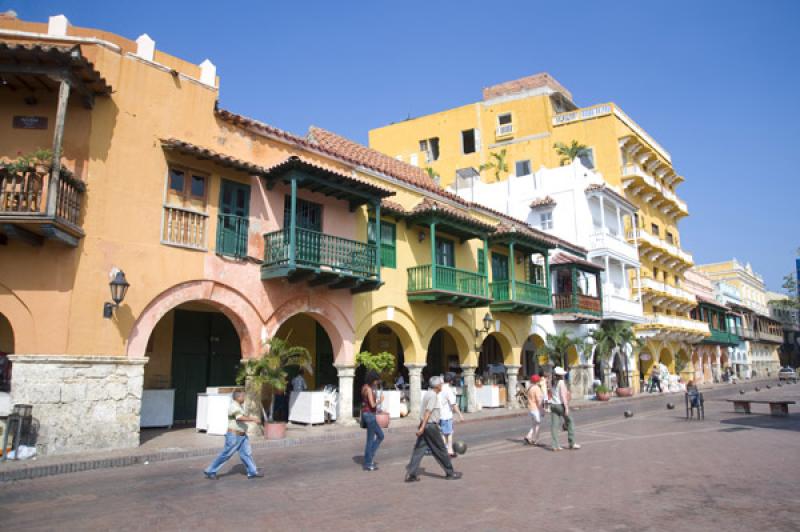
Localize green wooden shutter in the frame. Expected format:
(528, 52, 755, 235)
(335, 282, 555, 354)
(368, 219, 397, 269)
(478, 248, 486, 274)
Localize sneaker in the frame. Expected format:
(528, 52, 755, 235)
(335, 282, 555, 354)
(405, 474, 420, 482)
(204, 472, 217, 480)
(248, 472, 265, 479)
(569, 443, 581, 450)
(445, 472, 463, 480)
(552, 446, 563, 452)
(363, 464, 378, 472)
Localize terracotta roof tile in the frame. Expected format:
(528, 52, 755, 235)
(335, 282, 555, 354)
(0, 42, 112, 94)
(161, 138, 268, 175)
(380, 199, 407, 216)
(262, 155, 394, 197)
(585, 183, 637, 211)
(529, 196, 556, 208)
(410, 198, 496, 233)
(307, 127, 467, 205)
(550, 252, 604, 271)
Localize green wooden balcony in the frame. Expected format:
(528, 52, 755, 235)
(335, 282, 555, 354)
(490, 280, 552, 314)
(262, 227, 380, 293)
(216, 213, 249, 258)
(702, 328, 739, 346)
(407, 264, 491, 308)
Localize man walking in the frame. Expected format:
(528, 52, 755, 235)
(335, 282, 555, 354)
(204, 391, 263, 480)
(439, 373, 464, 457)
(405, 376, 462, 482)
(549, 367, 580, 452)
(524, 374, 544, 446)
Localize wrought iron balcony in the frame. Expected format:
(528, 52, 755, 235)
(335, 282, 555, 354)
(262, 227, 380, 292)
(490, 280, 551, 314)
(407, 264, 490, 308)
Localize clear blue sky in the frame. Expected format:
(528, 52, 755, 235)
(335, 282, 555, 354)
(6, 0, 799, 291)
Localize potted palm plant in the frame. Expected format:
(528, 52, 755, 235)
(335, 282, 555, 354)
(236, 335, 312, 440)
(595, 384, 611, 401)
(355, 350, 396, 428)
(591, 321, 642, 397)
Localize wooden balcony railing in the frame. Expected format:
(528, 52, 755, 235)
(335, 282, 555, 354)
(264, 227, 378, 279)
(490, 280, 550, 307)
(162, 205, 208, 250)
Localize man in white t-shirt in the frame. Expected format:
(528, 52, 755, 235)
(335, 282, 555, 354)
(439, 373, 464, 457)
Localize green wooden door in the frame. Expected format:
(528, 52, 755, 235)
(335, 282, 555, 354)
(491, 252, 509, 281)
(171, 311, 211, 423)
(285, 196, 323, 265)
(218, 180, 250, 257)
(171, 310, 242, 423)
(315, 322, 337, 388)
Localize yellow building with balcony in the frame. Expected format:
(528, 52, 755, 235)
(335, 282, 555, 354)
(369, 72, 708, 384)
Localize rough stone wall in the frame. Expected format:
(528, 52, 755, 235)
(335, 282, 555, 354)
(9, 355, 146, 456)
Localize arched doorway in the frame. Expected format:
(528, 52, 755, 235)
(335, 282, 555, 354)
(521, 334, 545, 378)
(0, 312, 13, 392)
(357, 322, 409, 394)
(425, 329, 463, 384)
(659, 348, 674, 376)
(692, 352, 701, 383)
(638, 351, 653, 389)
(676, 348, 688, 378)
(478, 333, 505, 384)
(143, 302, 243, 424)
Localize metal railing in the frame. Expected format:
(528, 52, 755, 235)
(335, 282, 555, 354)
(490, 280, 550, 307)
(408, 264, 488, 298)
(264, 227, 378, 278)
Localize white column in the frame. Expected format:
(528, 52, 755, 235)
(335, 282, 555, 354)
(599, 196, 606, 232)
(405, 363, 425, 417)
(461, 365, 479, 413)
(616, 205, 623, 235)
(505, 365, 522, 409)
(621, 262, 629, 293)
(334, 364, 356, 425)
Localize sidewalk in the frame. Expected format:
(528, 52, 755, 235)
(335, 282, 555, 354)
(0, 377, 774, 482)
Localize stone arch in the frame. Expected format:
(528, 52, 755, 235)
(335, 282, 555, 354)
(266, 294, 353, 366)
(659, 348, 674, 373)
(126, 280, 262, 360)
(485, 330, 514, 366)
(0, 283, 36, 353)
(0, 312, 14, 353)
(421, 325, 474, 368)
(676, 348, 689, 374)
(355, 307, 423, 365)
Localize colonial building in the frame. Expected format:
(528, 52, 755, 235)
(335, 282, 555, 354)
(449, 159, 645, 395)
(0, 15, 595, 454)
(767, 292, 800, 368)
(696, 260, 782, 376)
(684, 270, 740, 384)
(369, 72, 706, 384)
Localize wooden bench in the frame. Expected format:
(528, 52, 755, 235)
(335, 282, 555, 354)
(726, 399, 796, 417)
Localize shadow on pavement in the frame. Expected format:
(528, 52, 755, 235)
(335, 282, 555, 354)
(719, 415, 800, 432)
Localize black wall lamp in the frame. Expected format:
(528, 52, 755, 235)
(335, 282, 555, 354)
(103, 269, 130, 319)
(475, 312, 493, 339)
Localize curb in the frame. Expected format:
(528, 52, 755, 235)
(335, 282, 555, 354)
(0, 377, 776, 482)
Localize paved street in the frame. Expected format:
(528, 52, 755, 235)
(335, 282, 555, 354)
(2, 384, 799, 531)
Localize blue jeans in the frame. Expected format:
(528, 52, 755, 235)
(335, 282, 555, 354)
(362, 412, 384, 467)
(205, 432, 258, 477)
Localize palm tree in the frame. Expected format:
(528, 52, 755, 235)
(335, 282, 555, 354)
(553, 140, 590, 166)
(237, 334, 313, 422)
(479, 149, 508, 181)
(541, 330, 580, 369)
(590, 321, 642, 388)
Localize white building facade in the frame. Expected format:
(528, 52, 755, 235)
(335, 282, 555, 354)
(453, 160, 645, 396)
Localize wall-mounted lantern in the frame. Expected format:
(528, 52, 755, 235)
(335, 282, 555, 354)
(103, 269, 130, 319)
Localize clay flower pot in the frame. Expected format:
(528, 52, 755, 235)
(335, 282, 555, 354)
(376, 412, 390, 429)
(264, 422, 287, 440)
(596, 392, 611, 402)
(616, 387, 633, 397)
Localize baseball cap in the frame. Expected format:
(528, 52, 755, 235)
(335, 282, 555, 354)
(429, 376, 443, 387)
(554, 366, 566, 376)
(531, 374, 541, 383)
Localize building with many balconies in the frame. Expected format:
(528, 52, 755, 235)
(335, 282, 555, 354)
(370, 72, 705, 385)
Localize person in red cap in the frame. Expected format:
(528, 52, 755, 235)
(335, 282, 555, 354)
(524, 374, 545, 445)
